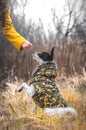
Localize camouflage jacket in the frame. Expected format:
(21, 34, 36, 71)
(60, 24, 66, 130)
(30, 62, 67, 108)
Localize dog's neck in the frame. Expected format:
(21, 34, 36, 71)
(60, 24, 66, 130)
(32, 61, 57, 77)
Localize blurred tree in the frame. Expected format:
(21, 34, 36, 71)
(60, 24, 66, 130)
(51, 0, 83, 43)
(73, 0, 86, 44)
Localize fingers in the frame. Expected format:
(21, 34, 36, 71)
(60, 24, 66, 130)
(21, 40, 32, 50)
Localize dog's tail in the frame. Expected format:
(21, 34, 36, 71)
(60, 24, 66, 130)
(45, 107, 77, 116)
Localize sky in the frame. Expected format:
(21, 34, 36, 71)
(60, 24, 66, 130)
(25, 0, 65, 29)
(17, 0, 66, 31)
(25, 0, 65, 21)
(17, 0, 81, 32)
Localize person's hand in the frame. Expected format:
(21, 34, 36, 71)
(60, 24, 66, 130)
(21, 40, 32, 50)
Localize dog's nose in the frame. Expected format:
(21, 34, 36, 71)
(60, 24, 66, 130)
(32, 53, 35, 57)
(32, 53, 34, 56)
(32, 53, 37, 57)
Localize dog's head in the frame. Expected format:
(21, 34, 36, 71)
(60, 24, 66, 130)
(32, 47, 55, 64)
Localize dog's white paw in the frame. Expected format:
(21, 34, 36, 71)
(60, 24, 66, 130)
(17, 86, 23, 92)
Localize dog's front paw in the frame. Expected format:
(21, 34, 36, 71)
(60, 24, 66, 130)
(17, 85, 23, 92)
(17, 87, 23, 92)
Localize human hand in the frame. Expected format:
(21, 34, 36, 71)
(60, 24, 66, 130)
(21, 40, 32, 50)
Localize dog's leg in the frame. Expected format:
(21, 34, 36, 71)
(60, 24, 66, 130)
(32, 103, 37, 112)
(17, 82, 35, 97)
(17, 83, 25, 92)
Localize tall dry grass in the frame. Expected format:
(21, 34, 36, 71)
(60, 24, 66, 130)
(0, 70, 86, 130)
(0, 41, 86, 82)
(0, 41, 86, 130)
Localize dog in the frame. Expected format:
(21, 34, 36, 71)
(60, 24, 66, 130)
(17, 47, 77, 116)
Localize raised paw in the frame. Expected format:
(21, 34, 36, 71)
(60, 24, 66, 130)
(17, 85, 23, 92)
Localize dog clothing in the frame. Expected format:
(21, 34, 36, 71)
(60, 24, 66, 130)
(30, 62, 67, 108)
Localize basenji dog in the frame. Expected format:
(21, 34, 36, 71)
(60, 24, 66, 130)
(17, 47, 77, 116)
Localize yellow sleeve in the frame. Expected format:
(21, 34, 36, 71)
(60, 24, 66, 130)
(3, 8, 26, 51)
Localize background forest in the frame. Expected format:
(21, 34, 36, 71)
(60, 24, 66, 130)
(0, 0, 86, 82)
(0, 0, 86, 130)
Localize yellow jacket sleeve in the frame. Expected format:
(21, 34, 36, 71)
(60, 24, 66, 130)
(3, 8, 26, 51)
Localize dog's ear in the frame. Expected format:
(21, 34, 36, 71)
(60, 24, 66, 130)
(49, 47, 55, 61)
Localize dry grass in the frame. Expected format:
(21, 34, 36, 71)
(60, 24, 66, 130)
(0, 40, 86, 130)
(0, 71, 86, 130)
(0, 41, 86, 81)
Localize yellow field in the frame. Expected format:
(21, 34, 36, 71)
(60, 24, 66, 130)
(0, 71, 86, 130)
